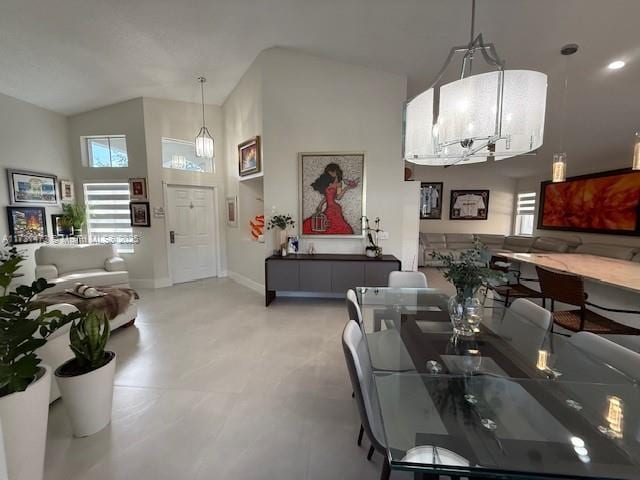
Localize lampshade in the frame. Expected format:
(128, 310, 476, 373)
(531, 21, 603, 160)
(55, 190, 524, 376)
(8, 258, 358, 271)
(633, 132, 640, 170)
(552, 152, 567, 182)
(195, 127, 214, 158)
(404, 70, 547, 165)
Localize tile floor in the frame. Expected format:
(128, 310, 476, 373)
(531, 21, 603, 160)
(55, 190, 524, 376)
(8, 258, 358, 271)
(44, 277, 406, 480)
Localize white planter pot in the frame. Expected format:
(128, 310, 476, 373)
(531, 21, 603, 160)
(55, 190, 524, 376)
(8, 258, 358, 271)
(0, 365, 51, 480)
(55, 353, 116, 437)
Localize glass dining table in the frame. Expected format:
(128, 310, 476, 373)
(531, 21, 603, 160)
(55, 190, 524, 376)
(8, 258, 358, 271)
(356, 287, 640, 480)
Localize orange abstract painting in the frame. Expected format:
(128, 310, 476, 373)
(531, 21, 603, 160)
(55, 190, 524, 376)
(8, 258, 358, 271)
(540, 169, 640, 235)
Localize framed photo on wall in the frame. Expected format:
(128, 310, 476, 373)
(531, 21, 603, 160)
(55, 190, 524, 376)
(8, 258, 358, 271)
(420, 182, 443, 219)
(225, 196, 238, 227)
(129, 201, 151, 227)
(59, 179, 75, 203)
(129, 177, 148, 200)
(6, 206, 47, 244)
(50, 214, 72, 236)
(299, 152, 365, 238)
(7, 169, 58, 205)
(449, 189, 490, 220)
(238, 136, 261, 177)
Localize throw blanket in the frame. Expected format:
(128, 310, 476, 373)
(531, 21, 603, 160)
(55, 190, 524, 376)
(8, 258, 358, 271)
(34, 287, 139, 321)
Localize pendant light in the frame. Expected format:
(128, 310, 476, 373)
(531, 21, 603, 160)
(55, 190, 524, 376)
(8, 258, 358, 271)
(552, 44, 578, 183)
(633, 132, 640, 170)
(403, 0, 548, 166)
(195, 77, 214, 158)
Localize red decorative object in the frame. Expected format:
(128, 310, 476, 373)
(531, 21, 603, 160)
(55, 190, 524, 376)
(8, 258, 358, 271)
(250, 215, 265, 240)
(311, 212, 328, 232)
(539, 169, 640, 235)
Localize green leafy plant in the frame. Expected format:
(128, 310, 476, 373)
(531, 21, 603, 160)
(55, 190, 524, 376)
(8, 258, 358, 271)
(62, 203, 87, 231)
(68, 311, 111, 374)
(267, 214, 295, 231)
(0, 247, 80, 397)
(431, 241, 506, 299)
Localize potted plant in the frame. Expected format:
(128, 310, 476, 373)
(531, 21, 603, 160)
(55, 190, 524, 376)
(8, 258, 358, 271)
(62, 203, 86, 236)
(54, 311, 115, 437)
(267, 213, 295, 256)
(363, 216, 383, 258)
(57, 215, 73, 236)
(431, 242, 505, 336)
(0, 246, 79, 480)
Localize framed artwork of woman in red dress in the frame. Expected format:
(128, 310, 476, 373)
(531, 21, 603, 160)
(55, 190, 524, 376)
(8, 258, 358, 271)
(300, 153, 365, 237)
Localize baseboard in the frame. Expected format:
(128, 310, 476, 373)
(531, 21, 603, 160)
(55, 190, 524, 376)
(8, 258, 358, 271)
(154, 277, 172, 288)
(277, 291, 345, 299)
(228, 270, 264, 295)
(129, 277, 172, 289)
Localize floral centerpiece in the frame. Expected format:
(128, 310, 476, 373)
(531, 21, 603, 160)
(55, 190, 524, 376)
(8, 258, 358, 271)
(267, 213, 295, 255)
(431, 241, 505, 335)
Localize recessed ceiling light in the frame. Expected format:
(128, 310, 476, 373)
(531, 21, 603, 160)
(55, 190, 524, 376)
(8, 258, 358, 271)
(608, 60, 626, 70)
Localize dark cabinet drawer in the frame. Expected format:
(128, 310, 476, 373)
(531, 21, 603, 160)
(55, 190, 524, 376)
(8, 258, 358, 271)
(331, 262, 365, 293)
(365, 262, 399, 287)
(267, 260, 299, 291)
(299, 261, 332, 292)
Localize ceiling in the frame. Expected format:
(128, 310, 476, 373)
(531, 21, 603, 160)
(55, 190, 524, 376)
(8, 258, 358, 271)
(1, 0, 639, 177)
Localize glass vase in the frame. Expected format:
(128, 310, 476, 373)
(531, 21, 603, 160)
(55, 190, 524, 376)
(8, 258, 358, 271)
(448, 293, 483, 337)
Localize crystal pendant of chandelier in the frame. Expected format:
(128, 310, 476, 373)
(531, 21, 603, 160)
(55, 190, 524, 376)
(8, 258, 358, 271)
(195, 76, 214, 159)
(404, 0, 548, 166)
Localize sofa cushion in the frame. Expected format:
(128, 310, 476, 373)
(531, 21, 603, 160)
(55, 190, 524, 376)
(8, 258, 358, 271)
(530, 237, 570, 253)
(35, 245, 117, 275)
(423, 233, 447, 249)
(475, 234, 505, 249)
(445, 233, 475, 250)
(503, 236, 536, 253)
(47, 269, 129, 293)
(575, 244, 636, 261)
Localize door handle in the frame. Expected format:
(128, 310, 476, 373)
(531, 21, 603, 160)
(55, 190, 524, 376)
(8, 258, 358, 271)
(169, 230, 175, 244)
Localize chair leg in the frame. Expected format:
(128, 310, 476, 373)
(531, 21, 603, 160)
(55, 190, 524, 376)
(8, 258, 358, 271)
(367, 445, 375, 460)
(504, 290, 510, 307)
(357, 425, 364, 446)
(380, 455, 391, 480)
(352, 391, 355, 398)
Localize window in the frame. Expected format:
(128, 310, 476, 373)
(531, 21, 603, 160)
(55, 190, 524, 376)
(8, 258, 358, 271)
(514, 192, 536, 236)
(162, 137, 212, 173)
(84, 183, 134, 253)
(84, 135, 128, 168)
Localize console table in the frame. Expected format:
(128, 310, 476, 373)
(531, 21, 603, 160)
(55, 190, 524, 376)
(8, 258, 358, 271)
(265, 254, 401, 306)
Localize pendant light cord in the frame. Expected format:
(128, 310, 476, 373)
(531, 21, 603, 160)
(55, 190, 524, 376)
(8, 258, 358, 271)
(561, 56, 569, 153)
(199, 77, 206, 128)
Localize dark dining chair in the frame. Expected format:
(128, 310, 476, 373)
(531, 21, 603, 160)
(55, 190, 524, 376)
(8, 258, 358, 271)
(536, 266, 640, 334)
(485, 255, 546, 307)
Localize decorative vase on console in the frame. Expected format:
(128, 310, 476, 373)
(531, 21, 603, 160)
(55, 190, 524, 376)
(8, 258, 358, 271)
(363, 216, 383, 258)
(267, 213, 295, 256)
(431, 241, 506, 337)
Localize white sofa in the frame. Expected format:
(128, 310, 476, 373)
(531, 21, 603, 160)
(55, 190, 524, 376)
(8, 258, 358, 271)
(35, 244, 128, 293)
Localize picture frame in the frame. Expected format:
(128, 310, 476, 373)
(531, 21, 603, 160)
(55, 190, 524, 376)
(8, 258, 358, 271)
(59, 179, 75, 203)
(129, 177, 148, 200)
(7, 206, 47, 244)
(449, 189, 490, 220)
(299, 152, 365, 238)
(7, 169, 58, 205)
(225, 196, 238, 227)
(238, 136, 261, 177)
(538, 168, 640, 236)
(287, 235, 300, 254)
(50, 214, 71, 236)
(420, 182, 444, 219)
(129, 201, 151, 227)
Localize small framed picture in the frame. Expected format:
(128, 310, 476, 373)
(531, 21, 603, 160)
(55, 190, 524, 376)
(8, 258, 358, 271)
(7, 169, 58, 205)
(60, 180, 75, 203)
(238, 136, 261, 177)
(420, 182, 443, 219)
(129, 177, 148, 200)
(449, 190, 490, 220)
(50, 214, 72, 236)
(287, 235, 299, 254)
(225, 196, 238, 227)
(130, 201, 151, 227)
(7, 206, 47, 244)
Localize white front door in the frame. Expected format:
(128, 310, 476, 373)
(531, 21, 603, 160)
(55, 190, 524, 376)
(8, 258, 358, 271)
(167, 186, 217, 284)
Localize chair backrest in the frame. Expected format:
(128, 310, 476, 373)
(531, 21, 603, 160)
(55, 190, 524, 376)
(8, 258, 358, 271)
(536, 266, 585, 307)
(570, 332, 640, 383)
(346, 289, 363, 325)
(342, 320, 385, 451)
(498, 299, 552, 363)
(388, 271, 428, 288)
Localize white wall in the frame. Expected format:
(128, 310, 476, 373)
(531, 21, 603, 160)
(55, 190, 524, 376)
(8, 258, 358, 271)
(142, 97, 226, 287)
(413, 163, 516, 235)
(67, 98, 153, 284)
(0, 93, 73, 283)
(222, 58, 266, 289)
(260, 48, 418, 269)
